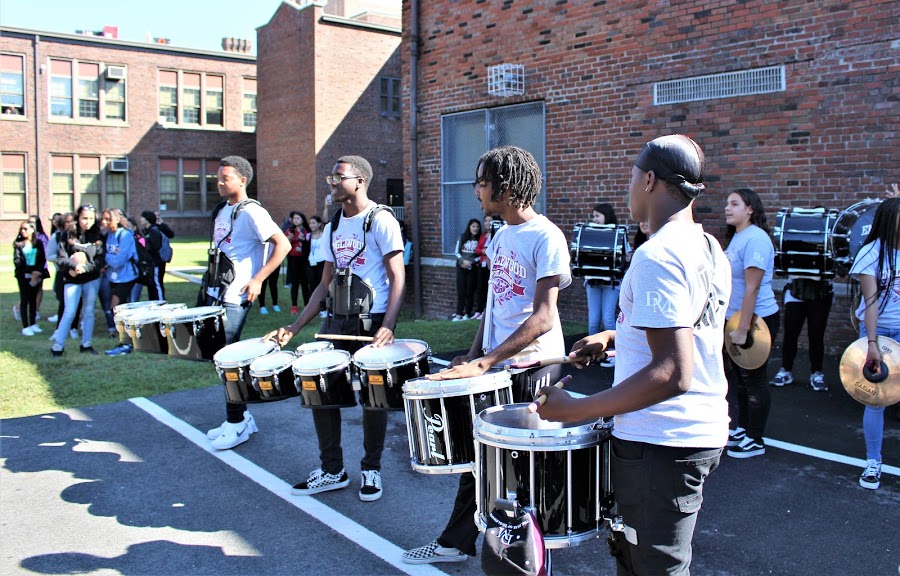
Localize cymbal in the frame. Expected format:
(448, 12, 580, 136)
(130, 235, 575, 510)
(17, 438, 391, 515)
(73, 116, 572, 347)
(724, 312, 772, 370)
(839, 337, 900, 406)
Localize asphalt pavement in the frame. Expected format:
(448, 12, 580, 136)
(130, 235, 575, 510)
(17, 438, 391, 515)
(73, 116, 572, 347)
(1, 346, 898, 576)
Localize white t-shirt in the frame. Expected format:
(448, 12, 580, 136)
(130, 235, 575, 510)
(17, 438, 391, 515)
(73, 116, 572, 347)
(613, 221, 731, 448)
(725, 224, 778, 318)
(207, 201, 282, 305)
(850, 239, 900, 328)
(483, 215, 572, 363)
(323, 204, 404, 315)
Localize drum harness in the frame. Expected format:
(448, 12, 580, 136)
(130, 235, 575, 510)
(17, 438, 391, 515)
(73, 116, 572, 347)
(326, 204, 395, 333)
(199, 199, 262, 307)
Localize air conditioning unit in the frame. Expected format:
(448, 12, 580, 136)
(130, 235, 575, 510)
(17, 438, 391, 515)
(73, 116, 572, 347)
(108, 158, 129, 172)
(106, 66, 127, 80)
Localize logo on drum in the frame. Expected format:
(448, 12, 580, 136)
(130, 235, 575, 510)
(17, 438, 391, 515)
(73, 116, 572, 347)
(424, 413, 446, 461)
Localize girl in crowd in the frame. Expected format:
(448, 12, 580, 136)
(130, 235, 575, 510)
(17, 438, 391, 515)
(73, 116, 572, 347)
(258, 242, 282, 315)
(127, 216, 148, 303)
(47, 213, 79, 336)
(849, 197, 900, 490)
(28, 215, 50, 319)
(473, 214, 495, 318)
(101, 209, 138, 313)
(141, 211, 173, 300)
(451, 218, 481, 321)
(770, 277, 833, 391)
(633, 219, 651, 250)
(284, 211, 311, 314)
(13, 220, 47, 335)
(307, 215, 327, 317)
(724, 188, 780, 458)
(584, 203, 621, 367)
(51, 204, 105, 357)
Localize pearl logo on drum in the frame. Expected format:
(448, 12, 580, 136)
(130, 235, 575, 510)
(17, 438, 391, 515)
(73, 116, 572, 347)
(424, 413, 446, 461)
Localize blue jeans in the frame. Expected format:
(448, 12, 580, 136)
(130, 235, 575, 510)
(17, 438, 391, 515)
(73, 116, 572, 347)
(209, 298, 253, 424)
(857, 324, 900, 461)
(54, 278, 101, 349)
(586, 281, 619, 334)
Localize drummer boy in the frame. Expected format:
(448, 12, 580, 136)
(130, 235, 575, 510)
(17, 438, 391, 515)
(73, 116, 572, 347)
(402, 145, 572, 565)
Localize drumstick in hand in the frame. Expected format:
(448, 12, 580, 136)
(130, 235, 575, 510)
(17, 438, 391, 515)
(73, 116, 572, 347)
(315, 333, 375, 342)
(510, 356, 575, 369)
(527, 374, 573, 413)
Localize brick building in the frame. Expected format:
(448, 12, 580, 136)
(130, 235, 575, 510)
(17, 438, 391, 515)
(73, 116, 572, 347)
(255, 0, 403, 225)
(0, 26, 257, 240)
(401, 0, 899, 349)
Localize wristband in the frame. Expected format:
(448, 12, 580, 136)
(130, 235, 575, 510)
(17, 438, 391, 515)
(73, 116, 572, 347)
(868, 339, 878, 344)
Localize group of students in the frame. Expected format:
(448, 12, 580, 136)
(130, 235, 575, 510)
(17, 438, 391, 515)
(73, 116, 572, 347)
(451, 214, 497, 321)
(12, 206, 174, 356)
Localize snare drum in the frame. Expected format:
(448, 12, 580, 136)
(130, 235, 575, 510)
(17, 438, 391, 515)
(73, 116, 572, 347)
(248, 351, 300, 401)
(292, 349, 356, 408)
(124, 307, 184, 354)
(114, 300, 165, 345)
(296, 341, 335, 356)
(474, 404, 614, 549)
(161, 306, 227, 361)
(402, 368, 513, 474)
(214, 338, 280, 404)
(832, 199, 882, 277)
(570, 223, 629, 283)
(355, 339, 431, 410)
(773, 207, 838, 279)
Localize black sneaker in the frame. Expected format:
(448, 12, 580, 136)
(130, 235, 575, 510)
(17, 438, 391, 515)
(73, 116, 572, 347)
(79, 345, 98, 355)
(359, 469, 383, 502)
(291, 468, 350, 495)
(727, 437, 765, 458)
(51, 348, 64, 357)
(859, 459, 881, 490)
(727, 427, 746, 447)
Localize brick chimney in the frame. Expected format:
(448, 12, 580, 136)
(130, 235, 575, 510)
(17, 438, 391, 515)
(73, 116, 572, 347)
(221, 38, 252, 53)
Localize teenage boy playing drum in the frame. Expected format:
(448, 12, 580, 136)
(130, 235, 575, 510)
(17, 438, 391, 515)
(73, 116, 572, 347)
(537, 135, 731, 575)
(403, 145, 572, 564)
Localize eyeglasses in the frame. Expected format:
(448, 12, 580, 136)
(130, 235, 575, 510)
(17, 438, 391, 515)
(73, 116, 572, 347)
(325, 174, 362, 186)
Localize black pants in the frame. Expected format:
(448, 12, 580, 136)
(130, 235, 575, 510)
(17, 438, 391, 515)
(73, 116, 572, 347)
(287, 256, 311, 308)
(308, 262, 325, 311)
(781, 293, 832, 373)
(455, 266, 477, 316)
(17, 277, 39, 328)
(258, 266, 280, 307)
(726, 312, 780, 441)
(475, 266, 490, 314)
(436, 364, 561, 556)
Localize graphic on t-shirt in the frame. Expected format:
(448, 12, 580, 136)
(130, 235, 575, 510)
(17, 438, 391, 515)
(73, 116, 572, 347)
(644, 290, 675, 315)
(491, 250, 527, 304)
(214, 220, 231, 245)
(333, 233, 366, 268)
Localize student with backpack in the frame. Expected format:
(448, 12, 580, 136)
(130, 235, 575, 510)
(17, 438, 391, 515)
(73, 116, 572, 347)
(141, 211, 173, 300)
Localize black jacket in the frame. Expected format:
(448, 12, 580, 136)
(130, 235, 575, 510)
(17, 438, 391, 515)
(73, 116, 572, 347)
(56, 227, 105, 284)
(13, 239, 47, 280)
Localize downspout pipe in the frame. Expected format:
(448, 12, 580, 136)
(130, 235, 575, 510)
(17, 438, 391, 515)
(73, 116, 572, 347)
(33, 34, 41, 219)
(409, 0, 422, 317)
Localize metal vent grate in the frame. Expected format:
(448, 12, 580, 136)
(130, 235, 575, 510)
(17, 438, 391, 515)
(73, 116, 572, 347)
(487, 64, 525, 97)
(654, 66, 785, 105)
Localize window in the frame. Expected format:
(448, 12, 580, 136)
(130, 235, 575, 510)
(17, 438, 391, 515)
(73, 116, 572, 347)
(51, 154, 128, 212)
(50, 60, 73, 118)
(106, 170, 126, 210)
(1, 153, 26, 214)
(51, 155, 74, 212)
(159, 70, 227, 127)
(77, 62, 99, 119)
(440, 102, 545, 254)
(49, 59, 126, 121)
(159, 157, 235, 214)
(379, 76, 401, 116)
(105, 77, 125, 120)
(242, 78, 256, 129)
(1, 55, 25, 116)
(78, 156, 101, 207)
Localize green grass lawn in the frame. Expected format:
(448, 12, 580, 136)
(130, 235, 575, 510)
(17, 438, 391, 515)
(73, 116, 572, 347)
(3, 236, 579, 420)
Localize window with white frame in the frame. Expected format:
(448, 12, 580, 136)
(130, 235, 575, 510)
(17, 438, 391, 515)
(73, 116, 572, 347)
(1, 153, 26, 215)
(379, 76, 401, 117)
(440, 102, 546, 254)
(242, 78, 256, 129)
(159, 158, 234, 214)
(51, 154, 128, 213)
(158, 70, 225, 127)
(49, 59, 126, 121)
(1, 55, 25, 116)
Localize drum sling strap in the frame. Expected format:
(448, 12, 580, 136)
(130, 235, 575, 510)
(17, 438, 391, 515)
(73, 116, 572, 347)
(327, 204, 395, 332)
(199, 199, 261, 306)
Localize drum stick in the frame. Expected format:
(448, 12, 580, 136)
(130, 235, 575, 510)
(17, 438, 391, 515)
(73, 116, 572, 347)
(513, 350, 616, 369)
(527, 374, 573, 414)
(314, 333, 375, 342)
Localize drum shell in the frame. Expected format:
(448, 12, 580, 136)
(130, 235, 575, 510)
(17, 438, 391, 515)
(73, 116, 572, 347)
(403, 371, 513, 474)
(474, 403, 613, 549)
(124, 310, 172, 354)
(355, 340, 432, 410)
(832, 199, 881, 277)
(162, 306, 227, 361)
(772, 208, 837, 279)
(249, 352, 300, 402)
(292, 351, 356, 409)
(114, 300, 166, 345)
(215, 339, 280, 404)
(570, 224, 629, 283)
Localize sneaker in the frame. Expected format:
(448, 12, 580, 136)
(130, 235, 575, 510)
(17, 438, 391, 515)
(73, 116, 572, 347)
(770, 368, 793, 387)
(451, 314, 464, 322)
(291, 468, 350, 495)
(810, 371, 828, 391)
(402, 540, 467, 565)
(859, 459, 881, 490)
(48, 314, 58, 323)
(259, 306, 268, 315)
(471, 311, 483, 320)
(727, 427, 747, 447)
(727, 436, 765, 458)
(69, 329, 79, 340)
(79, 345, 98, 355)
(290, 306, 298, 315)
(359, 470, 383, 501)
(206, 412, 255, 440)
(272, 305, 281, 312)
(21, 326, 35, 336)
(319, 310, 328, 318)
(105, 344, 133, 356)
(210, 417, 258, 450)
(51, 348, 64, 357)
(29, 324, 43, 334)
(12, 305, 20, 321)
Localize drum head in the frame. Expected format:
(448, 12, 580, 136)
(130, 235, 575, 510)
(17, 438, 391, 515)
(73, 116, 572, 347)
(353, 339, 429, 369)
(296, 341, 335, 355)
(249, 351, 297, 376)
(123, 308, 168, 327)
(162, 305, 225, 323)
(474, 403, 603, 450)
(214, 338, 279, 367)
(833, 199, 882, 275)
(113, 299, 165, 315)
(292, 349, 351, 375)
(402, 368, 511, 398)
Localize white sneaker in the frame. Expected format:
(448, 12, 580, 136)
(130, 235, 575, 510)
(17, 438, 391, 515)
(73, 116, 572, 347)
(207, 412, 255, 440)
(48, 314, 58, 323)
(21, 326, 35, 336)
(319, 310, 328, 318)
(272, 305, 281, 312)
(210, 417, 258, 450)
(69, 329, 79, 340)
(29, 324, 43, 333)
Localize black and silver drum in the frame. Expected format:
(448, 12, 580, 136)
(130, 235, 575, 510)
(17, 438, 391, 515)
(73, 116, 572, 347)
(113, 300, 165, 345)
(291, 349, 356, 409)
(355, 339, 431, 410)
(214, 338, 280, 404)
(296, 341, 335, 356)
(474, 404, 614, 549)
(570, 223, 629, 284)
(161, 306, 227, 361)
(832, 199, 882, 277)
(248, 350, 300, 402)
(124, 306, 185, 354)
(772, 207, 838, 279)
(402, 368, 513, 474)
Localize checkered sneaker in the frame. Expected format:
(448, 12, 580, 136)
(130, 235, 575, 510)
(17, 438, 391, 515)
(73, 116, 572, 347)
(402, 540, 467, 565)
(291, 468, 349, 496)
(859, 459, 881, 490)
(359, 470, 383, 502)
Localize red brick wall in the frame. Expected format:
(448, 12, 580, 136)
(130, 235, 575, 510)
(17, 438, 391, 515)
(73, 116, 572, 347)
(402, 0, 899, 351)
(0, 31, 256, 239)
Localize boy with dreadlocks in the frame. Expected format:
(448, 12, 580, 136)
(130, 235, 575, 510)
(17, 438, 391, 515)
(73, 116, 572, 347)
(403, 145, 571, 564)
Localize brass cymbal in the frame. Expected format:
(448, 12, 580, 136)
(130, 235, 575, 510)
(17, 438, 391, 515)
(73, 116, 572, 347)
(724, 312, 772, 370)
(839, 336, 900, 406)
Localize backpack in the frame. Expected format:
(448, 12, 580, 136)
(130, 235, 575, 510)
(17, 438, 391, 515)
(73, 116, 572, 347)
(132, 241, 155, 286)
(157, 229, 173, 263)
(197, 199, 260, 305)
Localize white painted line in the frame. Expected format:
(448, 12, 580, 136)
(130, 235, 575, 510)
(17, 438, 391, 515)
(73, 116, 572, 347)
(763, 437, 899, 476)
(129, 397, 450, 576)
